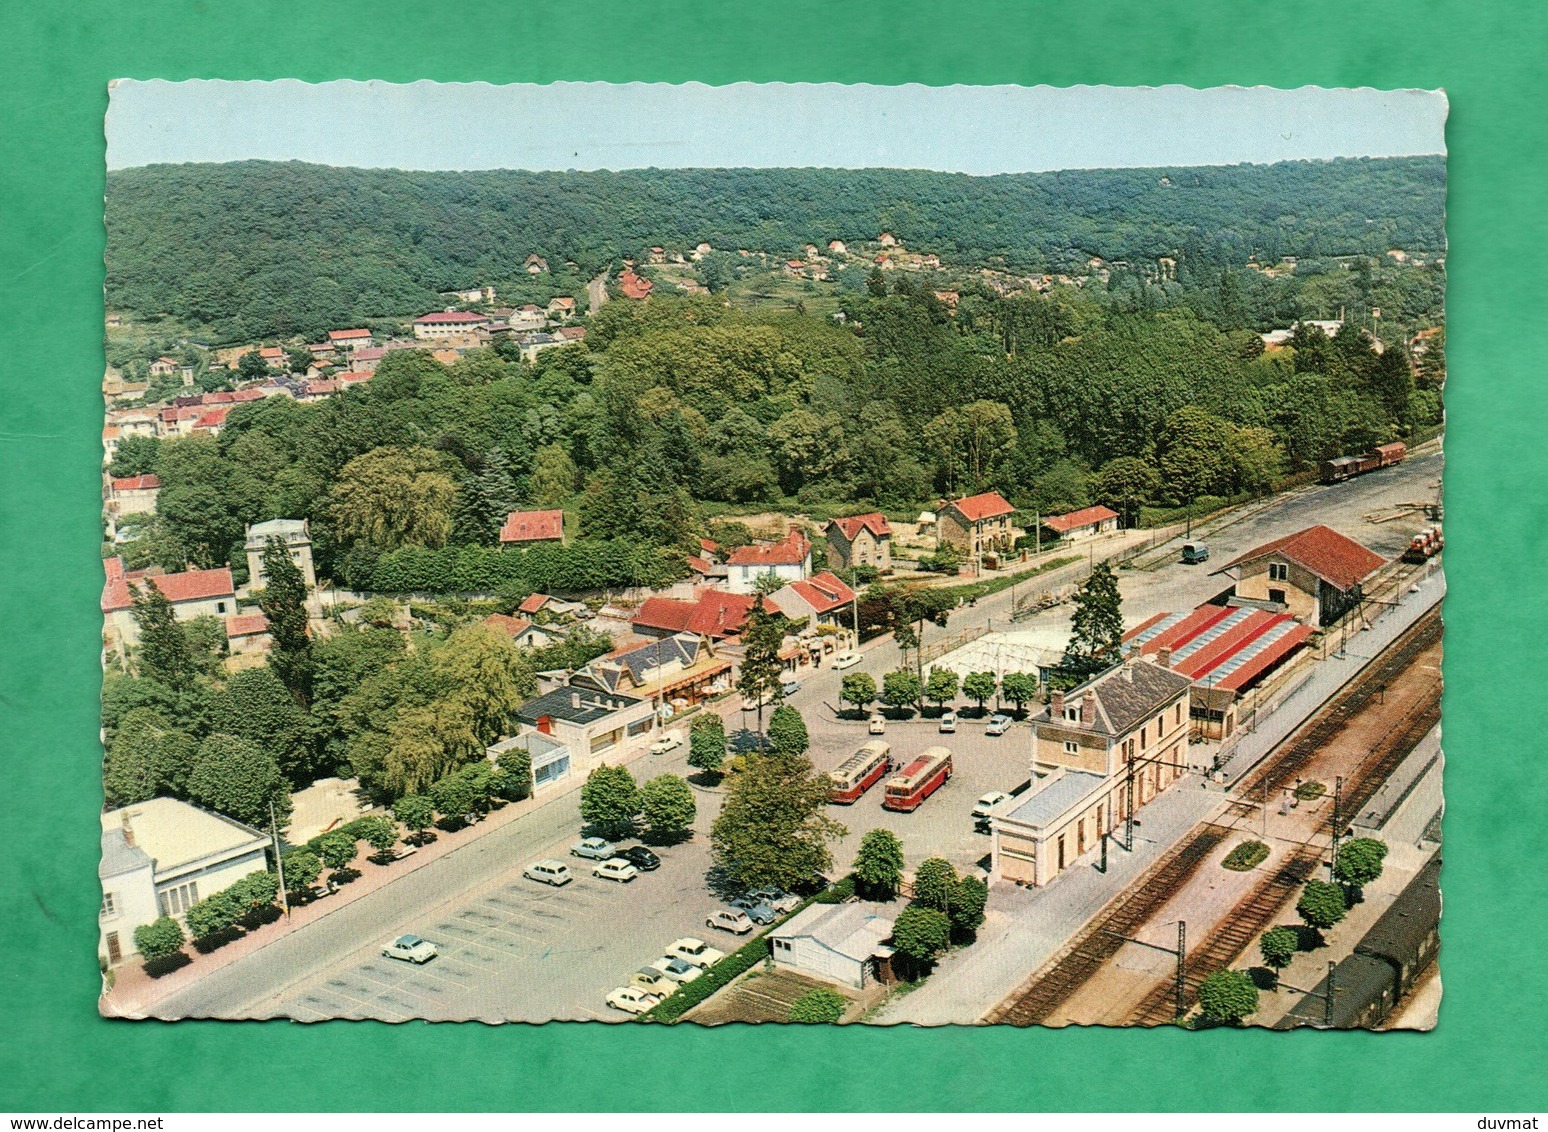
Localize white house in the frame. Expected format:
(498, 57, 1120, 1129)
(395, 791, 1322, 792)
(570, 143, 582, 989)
(724, 530, 812, 595)
(487, 731, 572, 793)
(102, 558, 237, 657)
(513, 687, 658, 773)
(770, 902, 896, 990)
(99, 798, 270, 967)
(245, 518, 317, 591)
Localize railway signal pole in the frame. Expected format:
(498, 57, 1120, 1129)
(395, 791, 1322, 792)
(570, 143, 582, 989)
(1279, 960, 1339, 1027)
(1102, 920, 1188, 1022)
(1330, 775, 1345, 879)
(1123, 747, 1190, 851)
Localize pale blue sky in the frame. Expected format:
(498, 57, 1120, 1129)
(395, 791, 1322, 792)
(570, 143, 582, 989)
(106, 81, 1446, 173)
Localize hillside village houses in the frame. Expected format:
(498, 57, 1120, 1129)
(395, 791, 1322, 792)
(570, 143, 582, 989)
(244, 518, 318, 593)
(499, 508, 566, 546)
(102, 557, 236, 656)
(99, 797, 270, 967)
(724, 528, 812, 594)
(824, 512, 893, 574)
(988, 657, 1193, 888)
(413, 310, 490, 339)
(1039, 504, 1121, 543)
(106, 473, 161, 520)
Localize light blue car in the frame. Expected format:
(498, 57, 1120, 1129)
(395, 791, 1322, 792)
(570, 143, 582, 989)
(570, 836, 616, 860)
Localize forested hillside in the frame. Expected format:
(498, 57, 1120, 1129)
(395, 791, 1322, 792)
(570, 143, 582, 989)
(104, 157, 1444, 341)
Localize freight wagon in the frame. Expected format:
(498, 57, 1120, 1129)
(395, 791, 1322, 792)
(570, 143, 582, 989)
(1275, 856, 1441, 1030)
(1318, 441, 1407, 484)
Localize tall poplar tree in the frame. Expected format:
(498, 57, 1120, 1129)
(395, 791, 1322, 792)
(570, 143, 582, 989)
(130, 582, 193, 685)
(737, 594, 784, 742)
(258, 537, 313, 705)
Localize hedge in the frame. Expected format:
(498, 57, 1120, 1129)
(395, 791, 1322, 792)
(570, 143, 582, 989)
(641, 933, 773, 1024)
(365, 539, 687, 596)
(1222, 840, 1270, 871)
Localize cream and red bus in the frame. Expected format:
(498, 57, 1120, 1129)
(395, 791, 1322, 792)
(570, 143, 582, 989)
(828, 740, 894, 804)
(882, 746, 954, 812)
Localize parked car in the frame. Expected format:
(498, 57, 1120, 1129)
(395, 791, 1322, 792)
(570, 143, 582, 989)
(380, 934, 438, 964)
(985, 714, 1012, 736)
(649, 729, 684, 755)
(523, 859, 573, 886)
(629, 966, 678, 996)
(593, 857, 640, 883)
(782, 679, 803, 697)
(570, 837, 616, 860)
(729, 896, 778, 925)
(832, 650, 862, 670)
(618, 846, 661, 871)
(605, 986, 661, 1015)
(747, 887, 800, 914)
(649, 955, 705, 985)
(972, 791, 1012, 819)
(666, 937, 725, 967)
(868, 716, 886, 735)
(939, 711, 958, 733)
(706, 907, 756, 935)
(1181, 542, 1210, 565)
(573, 607, 596, 619)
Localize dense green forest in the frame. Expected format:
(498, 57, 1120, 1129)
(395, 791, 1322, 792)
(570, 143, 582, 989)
(104, 157, 1444, 341)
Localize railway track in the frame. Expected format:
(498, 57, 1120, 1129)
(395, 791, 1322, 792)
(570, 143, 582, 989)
(986, 824, 1231, 1027)
(1124, 844, 1322, 1026)
(989, 604, 1443, 1028)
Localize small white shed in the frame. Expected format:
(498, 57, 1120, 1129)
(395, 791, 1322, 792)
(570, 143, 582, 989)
(770, 902, 896, 990)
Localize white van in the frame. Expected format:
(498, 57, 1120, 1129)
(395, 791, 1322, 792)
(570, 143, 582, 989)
(523, 859, 573, 886)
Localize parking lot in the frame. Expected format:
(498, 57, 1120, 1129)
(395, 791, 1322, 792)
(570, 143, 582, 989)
(270, 832, 721, 1023)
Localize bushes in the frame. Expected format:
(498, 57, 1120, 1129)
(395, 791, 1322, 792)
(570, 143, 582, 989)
(1196, 969, 1260, 1025)
(1297, 879, 1349, 931)
(365, 539, 685, 595)
(133, 916, 185, 962)
(788, 988, 847, 1024)
(643, 933, 773, 1024)
(1260, 926, 1298, 971)
(1223, 840, 1270, 871)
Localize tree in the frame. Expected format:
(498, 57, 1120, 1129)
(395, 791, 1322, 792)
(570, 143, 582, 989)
(186, 734, 292, 830)
(853, 829, 905, 900)
(108, 434, 161, 478)
(1092, 456, 1160, 527)
(356, 815, 400, 859)
(767, 704, 810, 758)
(891, 904, 952, 972)
(185, 889, 242, 940)
(579, 764, 640, 839)
(962, 671, 998, 711)
(1297, 879, 1349, 932)
(999, 671, 1038, 715)
(258, 537, 313, 705)
(211, 667, 317, 786)
(133, 916, 186, 963)
(392, 794, 435, 843)
(328, 445, 458, 552)
(103, 708, 194, 806)
(1197, 969, 1259, 1025)
(688, 713, 726, 778)
(950, 875, 989, 937)
(788, 988, 847, 1024)
(454, 449, 524, 545)
(711, 749, 847, 890)
(315, 831, 358, 872)
(1061, 561, 1124, 684)
(737, 594, 785, 739)
(880, 668, 922, 714)
(840, 671, 878, 713)
(924, 666, 960, 710)
(1259, 926, 1298, 971)
(494, 747, 532, 801)
(429, 770, 481, 829)
(237, 349, 272, 380)
(639, 774, 696, 843)
(130, 582, 193, 685)
(1156, 406, 1236, 504)
(1332, 838, 1388, 889)
(281, 849, 322, 895)
(913, 857, 959, 913)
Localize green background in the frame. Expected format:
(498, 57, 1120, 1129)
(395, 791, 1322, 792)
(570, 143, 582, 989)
(2, 0, 1542, 1112)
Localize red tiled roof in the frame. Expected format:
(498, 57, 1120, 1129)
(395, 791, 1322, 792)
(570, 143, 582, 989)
(700, 538, 720, 555)
(687, 591, 755, 637)
(946, 491, 1015, 523)
(499, 509, 565, 544)
(726, 530, 810, 567)
(1216, 525, 1385, 593)
(110, 474, 161, 492)
(548, 297, 575, 310)
(632, 597, 694, 634)
(1043, 505, 1119, 533)
(687, 555, 714, 575)
(303, 379, 339, 395)
(829, 512, 891, 541)
(517, 593, 552, 614)
(784, 570, 856, 615)
(415, 311, 489, 325)
(557, 326, 587, 340)
(193, 407, 230, 430)
(340, 371, 373, 384)
(1126, 605, 1313, 693)
(618, 269, 654, 300)
(328, 328, 371, 341)
(231, 388, 266, 402)
(225, 613, 270, 638)
(258, 347, 284, 359)
(351, 346, 387, 362)
(483, 613, 535, 639)
(103, 560, 234, 613)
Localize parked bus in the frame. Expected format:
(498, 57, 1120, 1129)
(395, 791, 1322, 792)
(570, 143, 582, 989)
(828, 741, 894, 804)
(882, 746, 954, 812)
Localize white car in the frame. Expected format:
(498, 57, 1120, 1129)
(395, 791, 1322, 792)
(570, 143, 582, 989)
(523, 859, 573, 886)
(972, 791, 1012, 819)
(649, 955, 705, 985)
(666, 937, 725, 967)
(706, 908, 756, 935)
(747, 886, 800, 914)
(781, 679, 803, 698)
(593, 857, 640, 883)
(605, 986, 661, 1015)
(570, 837, 617, 860)
(832, 651, 862, 670)
(939, 711, 957, 733)
(381, 934, 438, 964)
(868, 716, 886, 735)
(649, 729, 684, 755)
(985, 714, 1012, 736)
